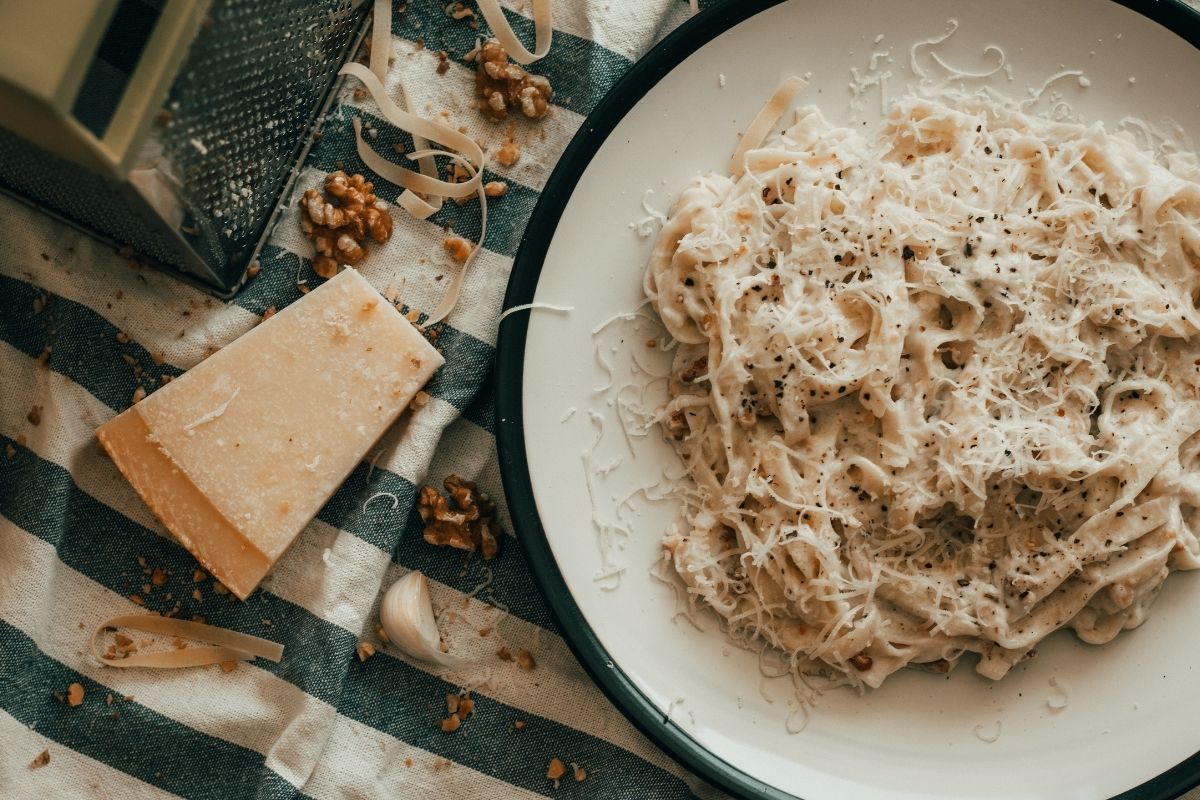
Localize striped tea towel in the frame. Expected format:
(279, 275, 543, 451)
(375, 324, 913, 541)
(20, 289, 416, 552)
(0, 2, 724, 798)
(5, 1, 1200, 799)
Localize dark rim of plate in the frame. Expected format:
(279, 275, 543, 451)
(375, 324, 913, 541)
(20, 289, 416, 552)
(494, 2, 1200, 798)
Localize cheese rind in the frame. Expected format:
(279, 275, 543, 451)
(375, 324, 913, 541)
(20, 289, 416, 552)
(97, 408, 272, 597)
(96, 269, 443, 599)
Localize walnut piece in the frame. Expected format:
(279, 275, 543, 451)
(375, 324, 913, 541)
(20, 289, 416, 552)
(297, 171, 393, 279)
(475, 40, 552, 122)
(417, 476, 502, 559)
(496, 134, 521, 167)
(443, 236, 472, 263)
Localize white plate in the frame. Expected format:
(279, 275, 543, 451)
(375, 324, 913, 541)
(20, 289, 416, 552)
(496, 2, 1200, 798)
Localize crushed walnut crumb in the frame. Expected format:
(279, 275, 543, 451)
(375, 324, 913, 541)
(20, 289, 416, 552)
(298, 171, 393, 279)
(356, 641, 376, 662)
(474, 40, 552, 122)
(440, 714, 462, 733)
(66, 683, 84, 707)
(130, 386, 146, 405)
(495, 132, 521, 167)
(443, 236, 472, 263)
(496, 646, 513, 661)
(484, 181, 508, 198)
(572, 763, 587, 782)
(29, 750, 50, 769)
(26, 406, 42, 426)
(404, 757, 414, 768)
(219, 660, 238, 673)
(513, 719, 526, 731)
(516, 649, 536, 670)
(546, 757, 566, 783)
(417, 475, 502, 559)
(436, 50, 450, 75)
(261, 306, 277, 323)
(445, 1, 476, 22)
(246, 261, 261, 279)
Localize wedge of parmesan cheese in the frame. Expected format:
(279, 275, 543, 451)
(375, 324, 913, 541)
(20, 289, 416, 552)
(97, 268, 443, 599)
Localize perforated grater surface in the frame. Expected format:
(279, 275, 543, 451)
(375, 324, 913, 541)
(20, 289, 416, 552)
(0, 0, 370, 297)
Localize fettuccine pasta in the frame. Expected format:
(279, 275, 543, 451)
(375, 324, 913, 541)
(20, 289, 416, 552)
(646, 83, 1200, 687)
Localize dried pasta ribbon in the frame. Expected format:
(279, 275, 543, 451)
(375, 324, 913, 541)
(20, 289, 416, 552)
(370, 0, 392, 84)
(92, 614, 284, 669)
(340, 58, 488, 324)
(344, 0, 553, 323)
(475, 0, 553, 65)
(340, 62, 485, 202)
(728, 76, 808, 178)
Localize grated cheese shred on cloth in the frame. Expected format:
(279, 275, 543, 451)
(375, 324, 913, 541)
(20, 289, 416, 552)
(645, 79, 1200, 688)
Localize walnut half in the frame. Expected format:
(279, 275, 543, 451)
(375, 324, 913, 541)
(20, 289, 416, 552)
(417, 475, 501, 559)
(474, 40, 552, 122)
(298, 171, 393, 278)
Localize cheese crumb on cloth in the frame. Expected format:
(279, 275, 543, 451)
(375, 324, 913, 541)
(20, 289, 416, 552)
(0, 1, 721, 798)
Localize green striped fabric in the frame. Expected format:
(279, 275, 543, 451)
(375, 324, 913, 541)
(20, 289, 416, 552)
(0, 2, 724, 798)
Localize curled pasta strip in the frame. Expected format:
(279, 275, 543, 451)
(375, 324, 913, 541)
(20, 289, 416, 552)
(337, 0, 554, 322)
(92, 614, 284, 669)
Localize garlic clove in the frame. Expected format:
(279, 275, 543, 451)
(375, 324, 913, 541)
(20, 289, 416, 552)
(378, 571, 461, 666)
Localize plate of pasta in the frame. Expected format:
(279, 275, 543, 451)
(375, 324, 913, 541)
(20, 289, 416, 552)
(496, 1, 1200, 798)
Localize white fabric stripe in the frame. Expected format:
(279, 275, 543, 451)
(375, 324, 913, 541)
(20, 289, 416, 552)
(300, 714, 548, 800)
(335, 41, 585, 193)
(508, 0, 680, 61)
(372, 394, 462, 487)
(0, 710, 177, 800)
(0, 519, 334, 790)
(0, 343, 683, 775)
(272, 164, 513, 345)
(0, 196, 259, 371)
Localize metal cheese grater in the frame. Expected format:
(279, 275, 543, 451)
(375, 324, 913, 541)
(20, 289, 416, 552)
(0, 0, 370, 297)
